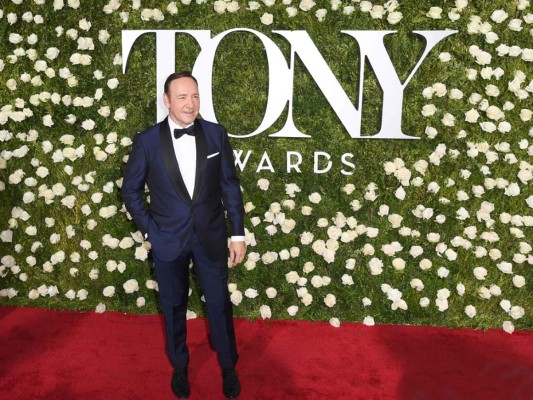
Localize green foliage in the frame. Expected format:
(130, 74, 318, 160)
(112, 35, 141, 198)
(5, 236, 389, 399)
(0, 1, 531, 331)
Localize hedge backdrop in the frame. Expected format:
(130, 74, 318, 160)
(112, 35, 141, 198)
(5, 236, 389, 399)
(0, 0, 531, 333)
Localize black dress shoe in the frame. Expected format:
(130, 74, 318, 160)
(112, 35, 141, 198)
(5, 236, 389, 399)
(222, 368, 241, 399)
(171, 367, 190, 399)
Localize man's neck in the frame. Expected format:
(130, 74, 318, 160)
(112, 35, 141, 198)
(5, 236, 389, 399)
(168, 116, 194, 129)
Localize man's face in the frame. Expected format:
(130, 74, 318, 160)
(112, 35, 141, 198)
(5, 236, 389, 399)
(163, 77, 200, 127)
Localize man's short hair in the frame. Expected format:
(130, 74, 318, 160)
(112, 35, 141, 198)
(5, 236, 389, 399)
(164, 71, 198, 94)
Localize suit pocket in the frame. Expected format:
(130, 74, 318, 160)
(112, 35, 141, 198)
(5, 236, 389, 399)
(207, 152, 220, 159)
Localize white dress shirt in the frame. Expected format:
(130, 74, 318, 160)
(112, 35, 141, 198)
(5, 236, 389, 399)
(168, 118, 244, 243)
(168, 118, 196, 199)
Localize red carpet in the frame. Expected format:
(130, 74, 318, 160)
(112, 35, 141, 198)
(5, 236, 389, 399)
(1, 306, 532, 400)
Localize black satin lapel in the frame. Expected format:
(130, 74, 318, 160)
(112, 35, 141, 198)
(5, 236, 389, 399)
(192, 119, 207, 204)
(159, 119, 192, 205)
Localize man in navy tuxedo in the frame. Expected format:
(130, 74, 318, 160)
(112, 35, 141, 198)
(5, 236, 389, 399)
(122, 71, 246, 399)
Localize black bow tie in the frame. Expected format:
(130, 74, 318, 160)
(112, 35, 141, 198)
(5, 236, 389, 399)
(173, 125, 196, 139)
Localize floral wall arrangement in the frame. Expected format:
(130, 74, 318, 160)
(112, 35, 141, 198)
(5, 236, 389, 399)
(0, 0, 531, 333)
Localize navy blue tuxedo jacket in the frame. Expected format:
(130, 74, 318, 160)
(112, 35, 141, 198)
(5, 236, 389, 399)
(122, 118, 245, 262)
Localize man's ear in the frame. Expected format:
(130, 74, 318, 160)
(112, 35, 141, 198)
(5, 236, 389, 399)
(163, 92, 170, 109)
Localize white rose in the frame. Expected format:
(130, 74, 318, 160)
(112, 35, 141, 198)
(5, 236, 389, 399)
(134, 246, 148, 261)
(416, 258, 430, 270)
(260, 305, 272, 319)
(485, 84, 500, 97)
(327, 317, 340, 328)
(79, 18, 91, 31)
(387, 11, 402, 25)
(303, 262, 315, 274)
(472, 266, 487, 280)
(245, 288, 259, 299)
(485, 32, 499, 44)
(145, 280, 158, 291)
(82, 119, 95, 130)
(301, 293, 313, 306)
(360, 1, 372, 12)
(426, 7, 442, 19)
(341, 274, 354, 285)
(504, 183, 520, 197)
(510, 306, 524, 320)
(65, 289, 76, 300)
(230, 290, 242, 305)
(363, 316, 375, 326)
(496, 261, 513, 274)
(287, 306, 298, 316)
(265, 287, 277, 299)
(361, 297, 372, 307)
(286, 6, 298, 17)
(490, 10, 508, 23)
(439, 52, 452, 62)
(315, 9, 327, 21)
(312, 239, 326, 255)
(96, 29, 111, 45)
(299, 0, 316, 11)
(260, 12, 274, 25)
(308, 192, 322, 203)
(502, 321, 514, 334)
(324, 294, 336, 307)
(265, 225, 277, 236)
(107, 78, 119, 89)
(123, 279, 139, 293)
(441, 113, 455, 126)
(310, 275, 324, 288)
(409, 278, 424, 291)
(422, 88, 435, 101)
(465, 305, 476, 318)
(390, 258, 404, 271)
(369, 5, 384, 19)
(519, 109, 532, 122)
(119, 237, 134, 249)
(368, 257, 383, 275)
(282, 200, 295, 211)
(114, 107, 127, 121)
(257, 178, 269, 190)
(421, 297, 433, 308)
(248, 1, 260, 10)
(103, 286, 115, 297)
(436, 298, 449, 311)
(213, 0, 227, 13)
(285, 271, 299, 284)
(421, 104, 437, 116)
(409, 246, 423, 258)
(465, 109, 480, 123)
(476, 51, 492, 65)
(512, 275, 525, 288)
(323, 249, 335, 263)
(76, 289, 88, 300)
(518, 241, 531, 254)
(261, 251, 277, 265)
(521, 48, 533, 62)
(448, 10, 460, 21)
(362, 243, 375, 256)
(486, 105, 504, 120)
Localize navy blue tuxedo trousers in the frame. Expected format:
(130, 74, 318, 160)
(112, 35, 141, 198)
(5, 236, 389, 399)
(152, 229, 238, 370)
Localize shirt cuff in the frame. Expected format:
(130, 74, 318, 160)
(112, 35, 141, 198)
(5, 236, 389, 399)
(231, 236, 245, 242)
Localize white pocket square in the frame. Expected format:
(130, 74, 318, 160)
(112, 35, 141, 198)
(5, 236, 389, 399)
(207, 152, 220, 159)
